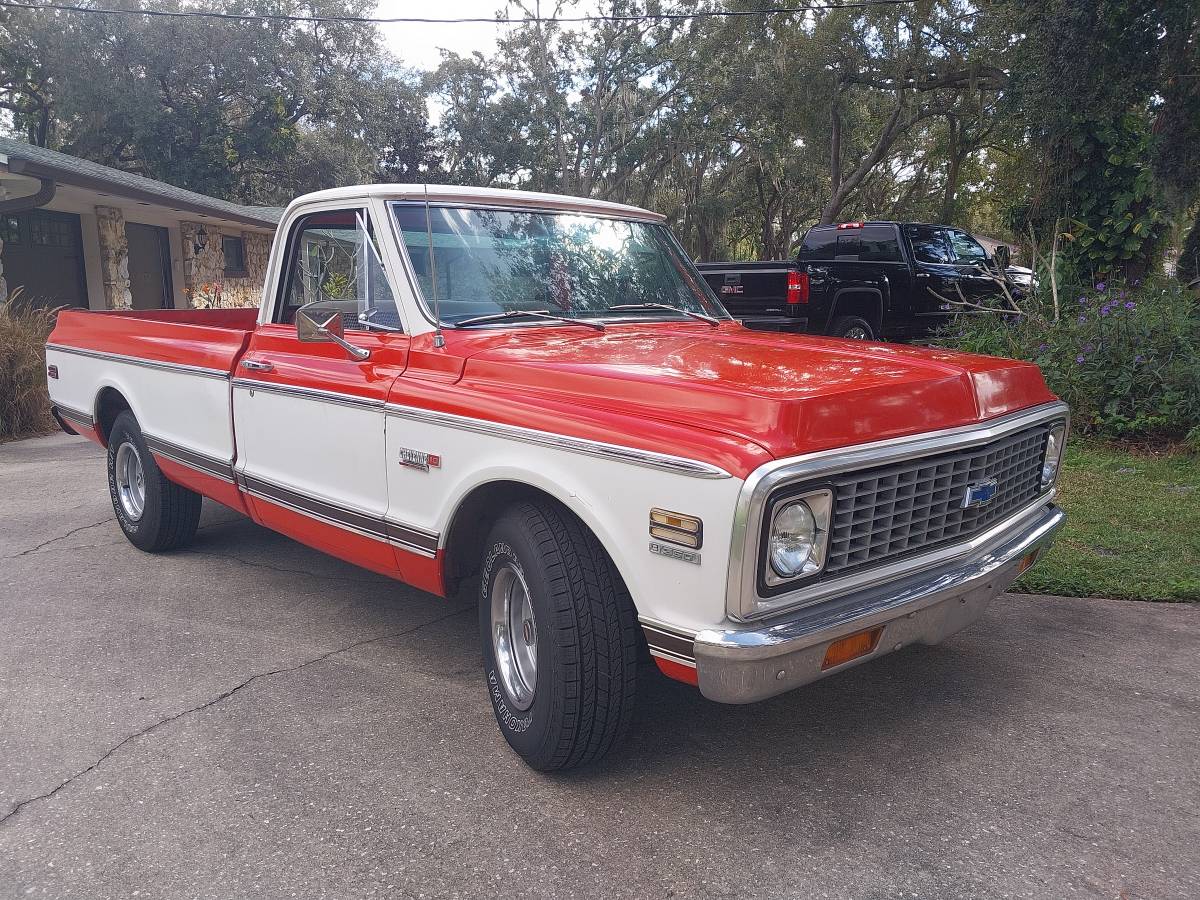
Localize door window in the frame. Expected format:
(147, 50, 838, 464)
(277, 209, 402, 331)
(905, 226, 953, 264)
(947, 230, 988, 264)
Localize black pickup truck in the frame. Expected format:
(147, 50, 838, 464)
(698, 221, 1011, 341)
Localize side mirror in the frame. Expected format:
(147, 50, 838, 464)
(296, 301, 370, 361)
(993, 245, 1010, 271)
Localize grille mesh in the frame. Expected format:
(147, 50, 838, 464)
(821, 424, 1051, 579)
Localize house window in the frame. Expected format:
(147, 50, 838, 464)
(0, 216, 20, 244)
(28, 211, 75, 247)
(222, 235, 247, 277)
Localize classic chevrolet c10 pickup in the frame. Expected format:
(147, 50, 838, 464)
(45, 185, 1067, 770)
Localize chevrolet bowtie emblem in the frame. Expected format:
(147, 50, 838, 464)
(962, 478, 999, 508)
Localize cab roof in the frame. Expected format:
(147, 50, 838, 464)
(286, 184, 666, 223)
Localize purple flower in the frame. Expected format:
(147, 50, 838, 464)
(1076, 355, 1085, 363)
(1038, 342, 1049, 352)
(1078, 314, 1087, 324)
(1078, 297, 1088, 305)
(1118, 290, 1127, 299)
(1100, 306, 1111, 317)
(1124, 301, 1135, 310)
(1082, 343, 1094, 353)
(1095, 281, 1107, 291)
(1134, 354, 1144, 364)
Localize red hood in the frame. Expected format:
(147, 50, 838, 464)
(454, 323, 1057, 461)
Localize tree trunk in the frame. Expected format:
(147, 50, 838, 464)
(940, 115, 962, 223)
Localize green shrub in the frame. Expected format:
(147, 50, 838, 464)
(0, 290, 59, 442)
(939, 278, 1200, 441)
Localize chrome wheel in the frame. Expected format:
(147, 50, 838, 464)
(490, 562, 538, 711)
(114, 441, 146, 521)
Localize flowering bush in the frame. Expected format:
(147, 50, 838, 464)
(939, 278, 1200, 443)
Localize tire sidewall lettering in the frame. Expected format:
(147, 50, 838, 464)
(108, 438, 141, 535)
(481, 541, 535, 735)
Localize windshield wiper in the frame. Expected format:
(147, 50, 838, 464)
(452, 309, 606, 332)
(607, 302, 721, 326)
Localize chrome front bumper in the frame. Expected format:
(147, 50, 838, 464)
(693, 503, 1065, 703)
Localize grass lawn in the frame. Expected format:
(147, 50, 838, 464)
(1016, 441, 1200, 601)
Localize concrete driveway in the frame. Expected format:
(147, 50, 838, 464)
(1, 433, 1197, 900)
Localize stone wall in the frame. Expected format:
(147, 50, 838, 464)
(180, 222, 273, 308)
(95, 205, 132, 310)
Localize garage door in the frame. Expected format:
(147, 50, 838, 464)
(0, 210, 88, 308)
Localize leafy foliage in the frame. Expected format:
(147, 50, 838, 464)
(0, 0, 1196, 271)
(941, 279, 1200, 440)
(0, 0, 433, 204)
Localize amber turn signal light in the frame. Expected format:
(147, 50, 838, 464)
(1016, 549, 1039, 575)
(822, 627, 883, 670)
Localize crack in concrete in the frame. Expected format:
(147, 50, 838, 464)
(5, 515, 248, 561)
(0, 605, 471, 827)
(8, 518, 114, 558)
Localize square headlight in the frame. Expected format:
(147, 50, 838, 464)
(1041, 422, 1067, 488)
(763, 488, 833, 588)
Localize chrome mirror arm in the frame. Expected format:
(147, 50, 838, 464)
(314, 312, 371, 361)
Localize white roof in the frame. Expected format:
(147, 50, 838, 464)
(285, 183, 666, 223)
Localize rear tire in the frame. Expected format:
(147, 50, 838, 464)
(479, 500, 639, 771)
(107, 410, 202, 552)
(829, 315, 876, 340)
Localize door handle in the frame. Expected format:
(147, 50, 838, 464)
(240, 359, 273, 372)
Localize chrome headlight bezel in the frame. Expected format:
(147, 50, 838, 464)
(762, 488, 833, 590)
(1041, 421, 1067, 488)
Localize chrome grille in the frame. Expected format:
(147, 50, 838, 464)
(822, 424, 1051, 578)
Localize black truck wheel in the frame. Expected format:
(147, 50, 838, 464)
(479, 500, 639, 771)
(829, 315, 876, 340)
(107, 410, 202, 552)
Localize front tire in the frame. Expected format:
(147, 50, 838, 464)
(480, 501, 639, 771)
(107, 410, 202, 552)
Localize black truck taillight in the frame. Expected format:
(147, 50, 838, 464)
(787, 270, 810, 304)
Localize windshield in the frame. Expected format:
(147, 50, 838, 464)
(392, 203, 728, 325)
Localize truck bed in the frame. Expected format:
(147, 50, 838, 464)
(49, 307, 257, 374)
(46, 308, 258, 512)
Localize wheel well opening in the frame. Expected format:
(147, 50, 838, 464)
(830, 292, 883, 333)
(441, 481, 635, 611)
(95, 388, 131, 446)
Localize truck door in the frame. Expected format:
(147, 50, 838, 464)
(231, 205, 412, 577)
(902, 224, 963, 329)
(946, 229, 1004, 307)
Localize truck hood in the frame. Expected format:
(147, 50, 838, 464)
(458, 324, 1057, 460)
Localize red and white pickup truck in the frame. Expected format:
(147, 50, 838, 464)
(46, 185, 1067, 770)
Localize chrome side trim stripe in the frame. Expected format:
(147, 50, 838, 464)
(234, 375, 729, 480)
(648, 647, 698, 669)
(641, 623, 697, 663)
(144, 434, 235, 484)
(236, 471, 439, 556)
(385, 403, 731, 480)
(54, 404, 94, 428)
(231, 378, 385, 411)
(45, 343, 230, 379)
(234, 377, 729, 479)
